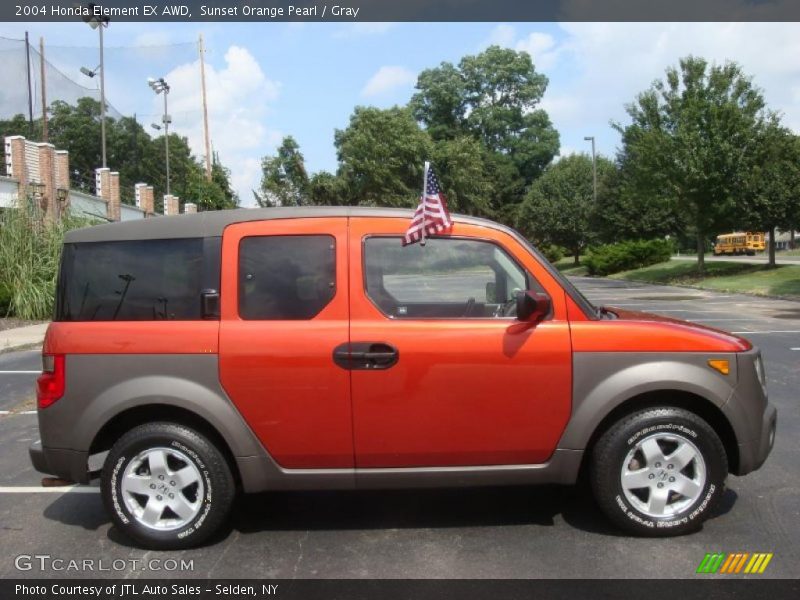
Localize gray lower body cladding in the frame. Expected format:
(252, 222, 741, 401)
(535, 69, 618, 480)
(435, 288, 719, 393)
(31, 350, 774, 490)
(30, 354, 584, 490)
(565, 350, 775, 476)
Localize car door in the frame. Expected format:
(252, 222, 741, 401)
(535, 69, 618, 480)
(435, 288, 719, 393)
(347, 217, 572, 468)
(218, 218, 353, 469)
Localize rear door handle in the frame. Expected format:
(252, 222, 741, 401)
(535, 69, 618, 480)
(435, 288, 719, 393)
(333, 342, 399, 370)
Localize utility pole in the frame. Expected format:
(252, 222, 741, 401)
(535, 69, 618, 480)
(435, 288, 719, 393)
(99, 21, 107, 167)
(584, 135, 597, 203)
(199, 33, 212, 182)
(39, 37, 48, 142)
(164, 90, 170, 195)
(83, 7, 110, 167)
(148, 77, 171, 195)
(24, 32, 34, 136)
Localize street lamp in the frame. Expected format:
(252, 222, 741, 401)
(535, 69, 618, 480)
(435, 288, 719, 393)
(584, 136, 597, 204)
(82, 4, 110, 168)
(79, 65, 100, 78)
(148, 77, 171, 195)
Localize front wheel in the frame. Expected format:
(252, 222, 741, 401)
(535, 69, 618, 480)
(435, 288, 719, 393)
(591, 407, 727, 536)
(102, 422, 235, 549)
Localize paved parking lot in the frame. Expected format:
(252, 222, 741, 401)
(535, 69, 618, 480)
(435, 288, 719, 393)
(0, 278, 797, 579)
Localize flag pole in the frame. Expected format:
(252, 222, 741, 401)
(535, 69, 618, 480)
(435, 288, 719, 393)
(421, 161, 430, 247)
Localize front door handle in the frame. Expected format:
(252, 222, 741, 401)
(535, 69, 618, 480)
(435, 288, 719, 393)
(333, 342, 399, 370)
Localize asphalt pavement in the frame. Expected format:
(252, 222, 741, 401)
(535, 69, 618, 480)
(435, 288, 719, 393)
(0, 278, 797, 579)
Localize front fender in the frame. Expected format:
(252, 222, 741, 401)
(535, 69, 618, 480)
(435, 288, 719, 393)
(558, 352, 737, 450)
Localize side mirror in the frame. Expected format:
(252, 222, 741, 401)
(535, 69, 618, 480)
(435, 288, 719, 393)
(516, 291, 551, 323)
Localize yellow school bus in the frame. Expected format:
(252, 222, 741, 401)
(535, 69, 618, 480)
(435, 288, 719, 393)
(713, 232, 766, 256)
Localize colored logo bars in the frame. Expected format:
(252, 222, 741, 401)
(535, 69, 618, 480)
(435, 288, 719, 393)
(696, 552, 773, 574)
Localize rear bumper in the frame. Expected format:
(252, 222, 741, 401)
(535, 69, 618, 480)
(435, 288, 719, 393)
(29, 440, 89, 484)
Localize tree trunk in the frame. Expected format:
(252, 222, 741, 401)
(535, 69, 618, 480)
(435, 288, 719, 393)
(573, 249, 580, 266)
(768, 225, 776, 268)
(696, 233, 705, 275)
(790, 229, 795, 250)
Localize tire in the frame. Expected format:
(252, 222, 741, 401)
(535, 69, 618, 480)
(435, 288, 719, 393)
(590, 407, 727, 537)
(101, 422, 235, 549)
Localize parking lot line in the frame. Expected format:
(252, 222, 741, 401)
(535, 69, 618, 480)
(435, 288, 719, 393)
(0, 370, 40, 374)
(0, 486, 98, 494)
(731, 330, 800, 334)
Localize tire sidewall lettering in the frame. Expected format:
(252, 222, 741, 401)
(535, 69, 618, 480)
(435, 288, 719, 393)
(627, 422, 698, 447)
(109, 455, 130, 525)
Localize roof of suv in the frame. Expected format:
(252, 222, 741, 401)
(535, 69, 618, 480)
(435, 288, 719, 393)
(64, 206, 501, 243)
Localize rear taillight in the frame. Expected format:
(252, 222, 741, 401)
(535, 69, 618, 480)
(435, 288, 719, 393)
(37, 354, 65, 409)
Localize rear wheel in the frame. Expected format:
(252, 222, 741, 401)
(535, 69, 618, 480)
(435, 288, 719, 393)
(102, 422, 235, 549)
(591, 407, 727, 536)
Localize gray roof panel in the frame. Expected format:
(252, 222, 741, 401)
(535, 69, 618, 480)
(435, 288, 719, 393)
(64, 206, 500, 243)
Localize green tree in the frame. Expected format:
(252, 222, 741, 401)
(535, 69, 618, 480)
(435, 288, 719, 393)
(594, 167, 685, 244)
(254, 136, 309, 207)
(307, 171, 349, 206)
(185, 156, 238, 212)
(2, 98, 237, 212)
(210, 154, 239, 208)
(0, 113, 40, 139)
(334, 106, 432, 207)
(517, 154, 615, 265)
(740, 126, 800, 266)
(410, 45, 559, 212)
(431, 136, 495, 216)
(614, 56, 772, 272)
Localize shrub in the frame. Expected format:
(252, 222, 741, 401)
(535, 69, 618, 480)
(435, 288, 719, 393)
(538, 244, 565, 264)
(0, 283, 11, 317)
(584, 239, 673, 276)
(0, 206, 90, 320)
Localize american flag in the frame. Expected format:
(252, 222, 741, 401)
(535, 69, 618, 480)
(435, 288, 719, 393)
(403, 163, 453, 246)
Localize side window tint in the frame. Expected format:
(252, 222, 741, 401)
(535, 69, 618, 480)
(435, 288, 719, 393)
(364, 237, 537, 319)
(57, 238, 208, 321)
(239, 235, 336, 320)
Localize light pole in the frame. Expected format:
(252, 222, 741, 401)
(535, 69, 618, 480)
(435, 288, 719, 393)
(83, 6, 109, 168)
(148, 77, 171, 195)
(584, 135, 597, 204)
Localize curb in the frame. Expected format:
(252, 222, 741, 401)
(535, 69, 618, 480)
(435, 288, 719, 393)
(607, 276, 800, 303)
(0, 342, 43, 355)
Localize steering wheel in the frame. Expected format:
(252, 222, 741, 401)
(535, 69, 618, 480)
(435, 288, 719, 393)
(463, 297, 476, 317)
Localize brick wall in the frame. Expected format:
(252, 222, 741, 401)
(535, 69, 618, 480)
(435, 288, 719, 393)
(164, 194, 180, 216)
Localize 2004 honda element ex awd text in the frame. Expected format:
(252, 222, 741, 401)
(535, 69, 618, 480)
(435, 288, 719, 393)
(29, 207, 776, 549)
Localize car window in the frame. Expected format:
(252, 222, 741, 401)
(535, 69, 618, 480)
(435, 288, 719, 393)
(239, 235, 336, 320)
(364, 237, 536, 319)
(56, 238, 212, 321)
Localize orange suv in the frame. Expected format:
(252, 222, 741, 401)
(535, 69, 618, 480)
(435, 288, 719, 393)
(30, 207, 776, 549)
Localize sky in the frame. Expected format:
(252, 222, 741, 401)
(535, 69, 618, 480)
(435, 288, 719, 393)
(2, 21, 800, 206)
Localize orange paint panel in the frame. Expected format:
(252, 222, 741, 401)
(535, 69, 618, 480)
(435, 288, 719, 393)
(218, 217, 354, 469)
(347, 217, 573, 468)
(43, 321, 219, 355)
(571, 308, 751, 353)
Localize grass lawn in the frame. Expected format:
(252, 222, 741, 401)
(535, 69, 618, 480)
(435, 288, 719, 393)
(609, 259, 800, 298)
(553, 256, 588, 276)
